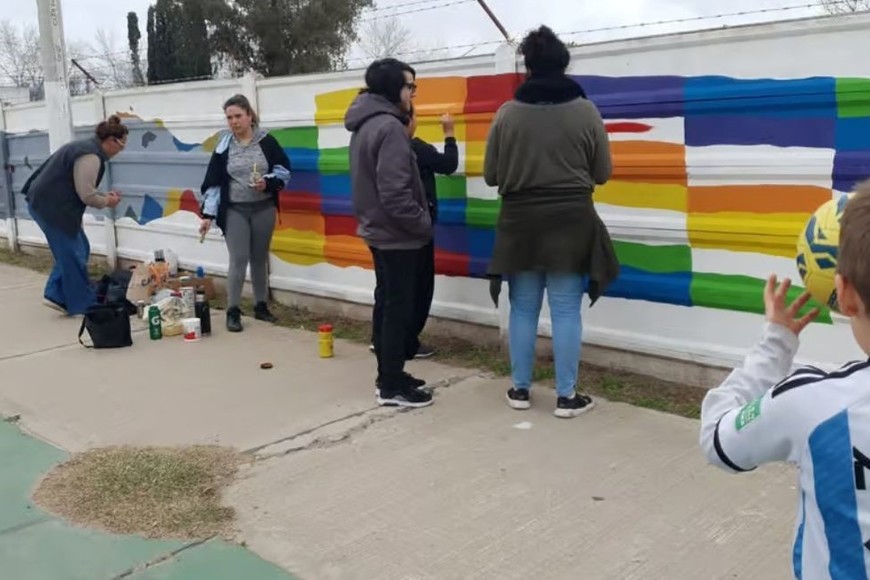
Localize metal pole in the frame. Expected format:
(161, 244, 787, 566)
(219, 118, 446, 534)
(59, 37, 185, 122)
(0, 102, 19, 251)
(474, 0, 512, 42)
(36, 0, 73, 151)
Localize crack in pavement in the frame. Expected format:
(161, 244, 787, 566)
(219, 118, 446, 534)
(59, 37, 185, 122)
(0, 516, 52, 537)
(252, 408, 401, 460)
(110, 537, 214, 579)
(0, 328, 150, 363)
(244, 373, 483, 460)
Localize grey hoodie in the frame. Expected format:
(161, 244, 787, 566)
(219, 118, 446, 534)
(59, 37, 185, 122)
(345, 92, 432, 250)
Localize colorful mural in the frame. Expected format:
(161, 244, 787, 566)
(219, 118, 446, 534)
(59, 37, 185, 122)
(89, 73, 870, 325)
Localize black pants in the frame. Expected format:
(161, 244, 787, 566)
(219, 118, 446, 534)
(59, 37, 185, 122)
(370, 247, 420, 389)
(413, 240, 435, 338)
(371, 242, 434, 354)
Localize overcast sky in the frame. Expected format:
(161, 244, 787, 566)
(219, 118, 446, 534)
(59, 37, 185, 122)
(0, 0, 830, 67)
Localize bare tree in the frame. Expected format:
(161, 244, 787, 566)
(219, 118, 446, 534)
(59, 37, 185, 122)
(0, 20, 122, 100)
(356, 16, 452, 64)
(0, 21, 42, 90)
(820, 0, 870, 13)
(358, 17, 414, 59)
(88, 29, 135, 89)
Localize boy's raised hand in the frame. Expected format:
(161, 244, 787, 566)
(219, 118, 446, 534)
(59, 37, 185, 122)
(764, 274, 820, 336)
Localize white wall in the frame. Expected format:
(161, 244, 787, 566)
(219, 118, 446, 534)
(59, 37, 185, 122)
(3, 13, 869, 375)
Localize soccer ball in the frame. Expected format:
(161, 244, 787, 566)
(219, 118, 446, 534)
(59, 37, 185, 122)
(796, 194, 851, 312)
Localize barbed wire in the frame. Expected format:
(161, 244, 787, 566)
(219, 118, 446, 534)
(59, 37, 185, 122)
(366, 0, 465, 14)
(361, 0, 474, 22)
(557, 2, 852, 39)
(11, 0, 870, 91)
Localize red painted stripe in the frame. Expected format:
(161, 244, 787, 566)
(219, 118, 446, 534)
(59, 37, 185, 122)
(606, 122, 652, 134)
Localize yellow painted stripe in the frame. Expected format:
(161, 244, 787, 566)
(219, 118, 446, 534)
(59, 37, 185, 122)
(315, 88, 359, 126)
(465, 141, 485, 176)
(271, 229, 326, 266)
(163, 188, 183, 217)
(687, 212, 808, 258)
(594, 181, 688, 212)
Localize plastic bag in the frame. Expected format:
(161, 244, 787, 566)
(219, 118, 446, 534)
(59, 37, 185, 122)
(143, 295, 187, 337)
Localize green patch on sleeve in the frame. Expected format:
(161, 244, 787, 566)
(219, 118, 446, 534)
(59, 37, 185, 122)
(735, 397, 763, 431)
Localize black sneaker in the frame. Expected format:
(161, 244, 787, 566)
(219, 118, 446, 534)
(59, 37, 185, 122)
(377, 386, 434, 408)
(375, 373, 426, 394)
(226, 306, 243, 332)
(554, 393, 595, 419)
(254, 302, 278, 323)
(506, 388, 531, 410)
(414, 344, 435, 359)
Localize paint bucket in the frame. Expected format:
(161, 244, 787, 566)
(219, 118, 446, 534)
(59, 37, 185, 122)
(182, 318, 202, 342)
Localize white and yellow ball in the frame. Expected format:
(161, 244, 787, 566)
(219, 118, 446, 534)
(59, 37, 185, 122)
(796, 194, 851, 312)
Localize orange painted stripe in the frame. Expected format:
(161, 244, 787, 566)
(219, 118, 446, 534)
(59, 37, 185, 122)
(464, 112, 495, 141)
(275, 212, 325, 235)
(688, 185, 831, 214)
(325, 235, 373, 269)
(610, 141, 687, 185)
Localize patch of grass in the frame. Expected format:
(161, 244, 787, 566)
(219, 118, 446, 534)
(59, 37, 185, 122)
(0, 245, 107, 277)
(0, 246, 54, 273)
(34, 446, 243, 540)
(0, 248, 704, 419)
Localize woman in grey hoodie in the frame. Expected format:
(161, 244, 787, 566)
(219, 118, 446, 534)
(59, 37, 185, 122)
(200, 94, 291, 332)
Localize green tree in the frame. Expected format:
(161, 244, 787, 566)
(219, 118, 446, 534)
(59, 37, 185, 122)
(127, 12, 145, 86)
(218, 0, 374, 76)
(146, 0, 212, 84)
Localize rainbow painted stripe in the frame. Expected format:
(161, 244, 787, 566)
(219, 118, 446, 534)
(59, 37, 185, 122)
(255, 74, 870, 323)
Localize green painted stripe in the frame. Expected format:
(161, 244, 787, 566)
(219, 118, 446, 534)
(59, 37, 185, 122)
(691, 273, 831, 324)
(318, 147, 349, 173)
(612, 241, 691, 273)
(836, 78, 870, 118)
(466, 198, 500, 228)
(435, 175, 467, 199)
(270, 127, 318, 149)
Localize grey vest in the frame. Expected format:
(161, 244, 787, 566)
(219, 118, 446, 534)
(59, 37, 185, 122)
(23, 137, 109, 236)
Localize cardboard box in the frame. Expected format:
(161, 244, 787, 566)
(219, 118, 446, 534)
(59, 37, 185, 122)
(162, 275, 217, 301)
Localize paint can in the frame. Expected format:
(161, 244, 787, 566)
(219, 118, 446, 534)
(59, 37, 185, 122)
(318, 324, 334, 358)
(182, 318, 202, 342)
(180, 286, 195, 317)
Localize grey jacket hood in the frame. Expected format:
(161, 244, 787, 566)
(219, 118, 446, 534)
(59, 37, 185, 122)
(345, 91, 431, 250)
(344, 92, 404, 132)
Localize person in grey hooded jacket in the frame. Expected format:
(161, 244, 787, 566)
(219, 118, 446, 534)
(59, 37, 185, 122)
(345, 58, 434, 409)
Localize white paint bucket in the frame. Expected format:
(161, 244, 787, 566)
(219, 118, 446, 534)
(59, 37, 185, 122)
(182, 318, 202, 342)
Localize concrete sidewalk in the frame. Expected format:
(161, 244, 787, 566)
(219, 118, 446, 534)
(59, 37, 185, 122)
(0, 262, 797, 579)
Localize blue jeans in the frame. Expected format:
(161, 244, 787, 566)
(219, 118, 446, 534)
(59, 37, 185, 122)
(508, 271, 584, 398)
(28, 204, 95, 315)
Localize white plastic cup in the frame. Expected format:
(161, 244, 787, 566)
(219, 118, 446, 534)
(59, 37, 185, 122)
(182, 318, 202, 342)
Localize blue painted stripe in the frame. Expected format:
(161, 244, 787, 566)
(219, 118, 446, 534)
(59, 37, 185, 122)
(685, 115, 835, 148)
(572, 75, 685, 119)
(684, 76, 837, 118)
(793, 491, 806, 579)
(809, 410, 867, 579)
(836, 117, 870, 152)
(603, 266, 693, 307)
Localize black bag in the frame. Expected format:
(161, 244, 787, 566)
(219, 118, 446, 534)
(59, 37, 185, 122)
(78, 301, 136, 349)
(92, 269, 134, 305)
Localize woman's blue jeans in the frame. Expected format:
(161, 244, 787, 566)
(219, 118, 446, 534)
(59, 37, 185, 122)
(508, 271, 584, 398)
(28, 204, 95, 315)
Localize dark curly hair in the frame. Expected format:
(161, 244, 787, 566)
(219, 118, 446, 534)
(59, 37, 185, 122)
(519, 25, 570, 77)
(95, 115, 129, 141)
